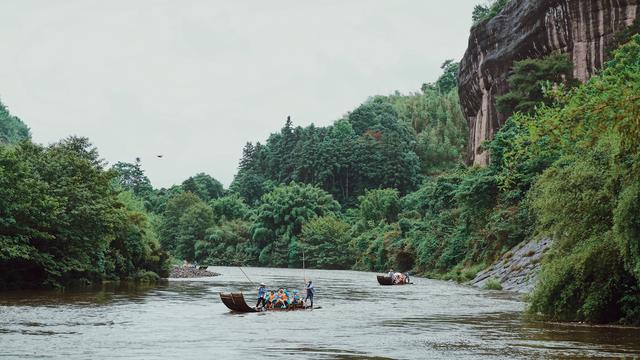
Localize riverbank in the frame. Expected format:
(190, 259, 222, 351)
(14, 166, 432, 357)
(469, 238, 551, 293)
(168, 266, 220, 279)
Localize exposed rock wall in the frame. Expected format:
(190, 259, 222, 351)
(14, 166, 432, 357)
(470, 237, 551, 293)
(459, 0, 639, 165)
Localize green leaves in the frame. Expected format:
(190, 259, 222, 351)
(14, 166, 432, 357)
(177, 202, 214, 261)
(0, 138, 170, 289)
(159, 192, 201, 252)
(251, 183, 340, 267)
(182, 173, 224, 202)
(0, 99, 30, 145)
(496, 54, 578, 117)
(210, 194, 251, 222)
(358, 189, 401, 225)
(471, 0, 510, 25)
(230, 97, 427, 206)
(525, 36, 640, 324)
(112, 160, 154, 200)
(196, 219, 254, 266)
(301, 216, 353, 269)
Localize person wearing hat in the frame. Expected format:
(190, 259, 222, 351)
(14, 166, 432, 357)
(256, 283, 267, 309)
(304, 280, 315, 308)
(292, 289, 303, 307)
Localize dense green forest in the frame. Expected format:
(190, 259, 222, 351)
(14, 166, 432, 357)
(0, 134, 170, 289)
(1, 2, 639, 326)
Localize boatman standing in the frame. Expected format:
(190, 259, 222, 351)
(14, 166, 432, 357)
(305, 280, 315, 308)
(387, 269, 395, 278)
(256, 283, 267, 309)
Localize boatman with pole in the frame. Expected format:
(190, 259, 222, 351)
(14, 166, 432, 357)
(256, 283, 267, 309)
(305, 280, 315, 308)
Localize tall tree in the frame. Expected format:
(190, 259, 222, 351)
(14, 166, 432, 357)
(176, 202, 214, 261)
(111, 159, 154, 199)
(159, 192, 201, 252)
(0, 99, 30, 145)
(496, 54, 578, 116)
(252, 183, 340, 267)
(182, 173, 224, 202)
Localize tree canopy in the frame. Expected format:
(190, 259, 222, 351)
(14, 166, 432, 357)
(0, 137, 169, 289)
(0, 99, 30, 145)
(472, 0, 510, 25)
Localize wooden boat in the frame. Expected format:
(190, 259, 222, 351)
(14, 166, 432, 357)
(377, 275, 412, 285)
(220, 292, 259, 312)
(219, 292, 314, 313)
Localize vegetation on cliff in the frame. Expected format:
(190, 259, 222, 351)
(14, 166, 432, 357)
(526, 36, 640, 324)
(472, 0, 510, 25)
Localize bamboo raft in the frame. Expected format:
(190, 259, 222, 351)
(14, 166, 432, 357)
(377, 275, 412, 286)
(219, 292, 315, 313)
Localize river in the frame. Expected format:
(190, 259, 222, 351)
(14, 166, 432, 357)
(1, 267, 639, 359)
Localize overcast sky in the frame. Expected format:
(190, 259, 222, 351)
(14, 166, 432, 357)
(0, 0, 477, 188)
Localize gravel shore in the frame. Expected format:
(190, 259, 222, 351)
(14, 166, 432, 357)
(169, 266, 220, 278)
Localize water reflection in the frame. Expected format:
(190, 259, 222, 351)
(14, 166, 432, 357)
(0, 266, 639, 359)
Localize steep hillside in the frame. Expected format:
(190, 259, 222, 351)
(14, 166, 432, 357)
(459, 0, 638, 165)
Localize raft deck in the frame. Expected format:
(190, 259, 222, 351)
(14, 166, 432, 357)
(377, 275, 412, 285)
(219, 292, 315, 313)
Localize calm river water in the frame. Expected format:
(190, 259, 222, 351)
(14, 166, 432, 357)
(1, 267, 639, 359)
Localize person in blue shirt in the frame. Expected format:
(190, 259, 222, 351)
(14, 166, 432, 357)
(292, 289, 303, 307)
(305, 280, 315, 308)
(284, 289, 293, 307)
(256, 283, 267, 308)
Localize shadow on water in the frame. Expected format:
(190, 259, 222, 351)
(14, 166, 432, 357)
(0, 280, 221, 308)
(0, 281, 161, 307)
(1, 267, 640, 359)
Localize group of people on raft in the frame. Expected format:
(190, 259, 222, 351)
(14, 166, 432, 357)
(255, 280, 315, 310)
(387, 269, 411, 284)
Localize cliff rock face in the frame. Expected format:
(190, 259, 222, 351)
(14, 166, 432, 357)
(469, 237, 551, 293)
(459, 0, 639, 165)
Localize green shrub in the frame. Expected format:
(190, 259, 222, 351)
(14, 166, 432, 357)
(131, 270, 160, 283)
(472, 0, 510, 25)
(301, 216, 354, 269)
(484, 277, 503, 290)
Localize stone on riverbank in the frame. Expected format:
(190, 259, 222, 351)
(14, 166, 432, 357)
(169, 266, 220, 279)
(469, 238, 551, 293)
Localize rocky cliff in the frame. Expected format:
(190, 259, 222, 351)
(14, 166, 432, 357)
(469, 237, 551, 293)
(459, 0, 639, 165)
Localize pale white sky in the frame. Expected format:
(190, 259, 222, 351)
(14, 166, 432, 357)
(0, 0, 477, 188)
